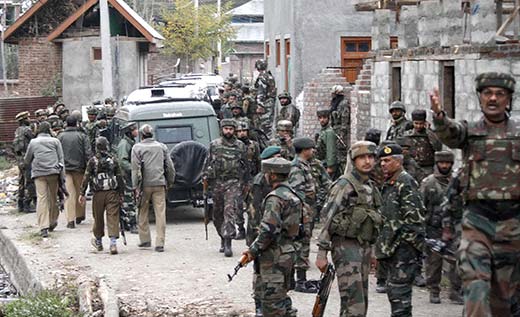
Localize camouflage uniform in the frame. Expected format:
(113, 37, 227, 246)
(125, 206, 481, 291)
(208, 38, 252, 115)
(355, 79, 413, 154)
(309, 158, 332, 222)
(84, 107, 100, 154)
(386, 101, 413, 141)
(13, 112, 35, 212)
(277, 92, 300, 135)
(267, 136, 295, 161)
(330, 87, 351, 172)
(432, 72, 520, 316)
(396, 137, 426, 183)
(254, 60, 277, 139)
(241, 88, 257, 123)
(317, 141, 382, 317)
(204, 120, 249, 255)
(248, 158, 302, 317)
(420, 151, 462, 302)
(375, 144, 425, 317)
(116, 130, 137, 231)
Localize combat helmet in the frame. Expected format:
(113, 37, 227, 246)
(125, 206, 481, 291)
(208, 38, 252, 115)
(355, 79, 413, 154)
(389, 101, 406, 113)
(236, 121, 249, 131)
(276, 120, 293, 131)
(316, 107, 330, 117)
(221, 118, 237, 129)
(15, 111, 30, 122)
(87, 106, 99, 115)
(331, 85, 344, 95)
(475, 72, 516, 93)
(261, 157, 292, 174)
(434, 151, 455, 163)
(96, 136, 110, 152)
(350, 141, 377, 160)
(255, 59, 267, 71)
(278, 91, 292, 103)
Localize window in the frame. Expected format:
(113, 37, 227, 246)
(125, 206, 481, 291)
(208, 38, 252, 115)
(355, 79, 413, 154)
(391, 64, 402, 102)
(92, 47, 102, 60)
(275, 39, 281, 66)
(284, 38, 291, 91)
(231, 16, 264, 23)
(390, 37, 399, 49)
(265, 42, 270, 58)
(340, 37, 372, 83)
(156, 126, 193, 145)
(442, 62, 455, 118)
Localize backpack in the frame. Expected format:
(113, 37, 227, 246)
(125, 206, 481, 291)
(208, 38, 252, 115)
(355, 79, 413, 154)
(91, 155, 118, 191)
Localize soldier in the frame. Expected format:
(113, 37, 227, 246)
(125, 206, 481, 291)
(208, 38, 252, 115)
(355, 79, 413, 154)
(430, 72, 520, 316)
(53, 102, 66, 116)
(13, 111, 35, 213)
(84, 107, 99, 153)
(58, 116, 91, 229)
(420, 150, 463, 304)
(242, 157, 302, 317)
(24, 122, 65, 237)
(309, 154, 332, 223)
(316, 108, 339, 179)
(231, 103, 249, 124)
(47, 114, 64, 136)
(289, 137, 318, 293)
(116, 122, 139, 234)
(131, 125, 175, 252)
(316, 141, 382, 317)
(403, 109, 442, 179)
(375, 143, 425, 316)
(386, 101, 413, 141)
(219, 92, 233, 119)
(394, 137, 424, 183)
(241, 84, 257, 124)
(329, 85, 351, 163)
(57, 107, 69, 123)
(277, 91, 300, 135)
(365, 128, 384, 187)
(268, 120, 295, 161)
(203, 119, 249, 257)
(35, 109, 48, 123)
(79, 137, 124, 254)
(254, 59, 277, 139)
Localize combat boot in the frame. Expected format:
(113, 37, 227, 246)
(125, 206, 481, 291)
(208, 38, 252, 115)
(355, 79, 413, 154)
(66, 221, 75, 229)
(23, 200, 35, 213)
(224, 238, 233, 257)
(429, 292, 441, 304)
(17, 199, 24, 213)
(236, 225, 246, 240)
(295, 269, 316, 293)
(414, 273, 426, 287)
(254, 299, 263, 317)
(219, 238, 225, 253)
(375, 280, 387, 293)
(449, 291, 464, 305)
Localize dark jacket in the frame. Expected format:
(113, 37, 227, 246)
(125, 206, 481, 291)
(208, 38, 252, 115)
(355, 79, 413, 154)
(58, 127, 91, 172)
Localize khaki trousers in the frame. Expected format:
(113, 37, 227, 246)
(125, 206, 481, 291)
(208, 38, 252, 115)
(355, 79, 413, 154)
(65, 171, 86, 222)
(92, 190, 120, 239)
(138, 186, 166, 247)
(34, 175, 59, 230)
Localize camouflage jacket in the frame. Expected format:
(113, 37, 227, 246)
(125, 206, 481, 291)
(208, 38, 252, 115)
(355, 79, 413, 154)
(80, 151, 125, 195)
(254, 71, 277, 105)
(433, 115, 520, 201)
(318, 170, 382, 251)
(386, 116, 413, 140)
(240, 138, 261, 177)
(267, 136, 295, 161)
(375, 168, 425, 259)
(316, 124, 338, 169)
(249, 182, 302, 257)
(310, 158, 332, 210)
(245, 172, 272, 246)
(289, 156, 316, 208)
(369, 157, 385, 189)
(84, 120, 99, 152)
(278, 103, 301, 134)
(242, 94, 257, 121)
(331, 97, 351, 156)
(13, 125, 34, 161)
(403, 155, 426, 184)
(204, 136, 249, 183)
(404, 129, 442, 167)
(116, 136, 135, 175)
(420, 169, 451, 238)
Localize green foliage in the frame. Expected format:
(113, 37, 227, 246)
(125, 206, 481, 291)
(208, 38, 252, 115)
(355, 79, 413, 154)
(160, 0, 236, 61)
(40, 74, 62, 97)
(3, 290, 73, 317)
(0, 156, 11, 170)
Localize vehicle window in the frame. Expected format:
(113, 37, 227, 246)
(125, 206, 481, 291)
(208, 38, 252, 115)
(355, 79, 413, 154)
(156, 126, 193, 144)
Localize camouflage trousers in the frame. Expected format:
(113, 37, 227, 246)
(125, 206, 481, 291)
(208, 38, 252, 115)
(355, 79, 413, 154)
(212, 179, 240, 239)
(17, 164, 35, 209)
(121, 175, 136, 228)
(255, 245, 296, 317)
(236, 184, 246, 230)
(294, 204, 314, 271)
(331, 237, 371, 317)
(379, 243, 420, 317)
(258, 99, 275, 140)
(458, 206, 520, 317)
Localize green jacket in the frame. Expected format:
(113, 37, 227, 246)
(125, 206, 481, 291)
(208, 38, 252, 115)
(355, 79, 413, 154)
(116, 136, 135, 174)
(316, 124, 337, 169)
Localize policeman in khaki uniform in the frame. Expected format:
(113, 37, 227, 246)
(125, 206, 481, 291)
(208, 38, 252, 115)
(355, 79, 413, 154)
(79, 137, 124, 254)
(316, 141, 382, 317)
(242, 157, 302, 317)
(430, 72, 520, 316)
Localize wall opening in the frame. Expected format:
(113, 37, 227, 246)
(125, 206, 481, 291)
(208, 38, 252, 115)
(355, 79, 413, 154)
(92, 47, 102, 61)
(340, 37, 371, 84)
(442, 62, 455, 118)
(284, 38, 290, 91)
(265, 41, 270, 59)
(275, 39, 281, 66)
(391, 63, 401, 102)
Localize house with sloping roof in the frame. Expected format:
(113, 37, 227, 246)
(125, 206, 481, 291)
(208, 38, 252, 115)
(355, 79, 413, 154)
(4, 0, 164, 109)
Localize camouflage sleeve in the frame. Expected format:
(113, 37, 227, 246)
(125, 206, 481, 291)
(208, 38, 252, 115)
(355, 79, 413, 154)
(288, 166, 307, 201)
(80, 159, 94, 195)
(23, 141, 34, 168)
(113, 159, 126, 194)
(83, 134, 92, 160)
(116, 141, 131, 172)
(249, 195, 283, 257)
(325, 130, 338, 168)
(256, 75, 268, 103)
(317, 181, 352, 252)
(398, 179, 426, 247)
(240, 144, 251, 183)
(432, 113, 468, 149)
(202, 142, 216, 181)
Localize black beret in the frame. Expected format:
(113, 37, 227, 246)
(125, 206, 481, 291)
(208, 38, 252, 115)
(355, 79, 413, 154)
(293, 137, 315, 150)
(411, 109, 427, 121)
(378, 143, 403, 158)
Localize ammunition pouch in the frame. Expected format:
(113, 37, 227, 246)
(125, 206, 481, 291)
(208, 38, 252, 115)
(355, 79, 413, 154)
(330, 206, 382, 244)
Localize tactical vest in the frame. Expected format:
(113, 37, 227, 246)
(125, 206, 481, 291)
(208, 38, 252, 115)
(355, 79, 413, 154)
(13, 126, 31, 154)
(329, 174, 382, 244)
(464, 119, 520, 201)
(213, 140, 244, 179)
(263, 184, 304, 242)
(91, 155, 118, 191)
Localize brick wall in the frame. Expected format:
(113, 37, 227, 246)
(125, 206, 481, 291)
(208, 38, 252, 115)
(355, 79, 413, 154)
(147, 51, 179, 84)
(350, 59, 373, 142)
(15, 37, 62, 97)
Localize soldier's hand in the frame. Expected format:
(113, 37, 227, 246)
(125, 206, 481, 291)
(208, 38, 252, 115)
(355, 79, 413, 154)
(242, 250, 254, 263)
(315, 257, 329, 273)
(441, 226, 453, 242)
(429, 88, 443, 114)
(78, 195, 86, 206)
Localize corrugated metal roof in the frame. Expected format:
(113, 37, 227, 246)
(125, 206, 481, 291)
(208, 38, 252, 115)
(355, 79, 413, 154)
(229, 0, 263, 16)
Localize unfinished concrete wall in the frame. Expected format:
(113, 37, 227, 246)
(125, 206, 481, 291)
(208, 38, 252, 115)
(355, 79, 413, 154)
(398, 6, 418, 49)
(372, 9, 393, 50)
(370, 61, 391, 135)
(470, 0, 496, 45)
(417, 1, 442, 47)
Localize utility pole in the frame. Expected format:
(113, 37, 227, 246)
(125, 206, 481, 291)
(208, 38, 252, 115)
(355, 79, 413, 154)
(1, 0, 8, 94)
(100, 0, 114, 99)
(217, 0, 222, 74)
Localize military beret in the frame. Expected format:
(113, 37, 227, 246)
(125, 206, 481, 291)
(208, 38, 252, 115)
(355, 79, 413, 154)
(15, 111, 30, 121)
(220, 118, 237, 129)
(389, 101, 406, 113)
(411, 109, 427, 121)
(316, 107, 330, 117)
(261, 157, 292, 174)
(475, 72, 516, 93)
(378, 143, 403, 158)
(293, 137, 315, 150)
(396, 136, 413, 148)
(350, 141, 377, 160)
(434, 150, 455, 163)
(260, 146, 282, 159)
(122, 121, 137, 131)
(364, 128, 382, 144)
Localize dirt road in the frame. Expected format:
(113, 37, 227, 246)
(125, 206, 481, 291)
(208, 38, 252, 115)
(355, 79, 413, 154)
(0, 203, 463, 316)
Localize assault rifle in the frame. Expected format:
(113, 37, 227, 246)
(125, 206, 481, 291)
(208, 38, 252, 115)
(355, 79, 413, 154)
(135, 161, 144, 209)
(312, 264, 336, 317)
(425, 238, 456, 262)
(227, 254, 250, 282)
(119, 206, 127, 246)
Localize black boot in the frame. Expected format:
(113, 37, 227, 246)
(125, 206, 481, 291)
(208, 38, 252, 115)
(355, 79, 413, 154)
(129, 224, 138, 234)
(289, 269, 296, 290)
(224, 238, 233, 257)
(236, 225, 246, 240)
(254, 299, 263, 317)
(294, 269, 309, 293)
(219, 238, 225, 253)
(17, 199, 24, 213)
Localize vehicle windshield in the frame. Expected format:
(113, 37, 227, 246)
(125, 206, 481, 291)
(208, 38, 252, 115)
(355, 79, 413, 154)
(155, 126, 193, 145)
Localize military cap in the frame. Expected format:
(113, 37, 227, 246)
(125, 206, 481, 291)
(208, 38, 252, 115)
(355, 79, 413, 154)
(411, 109, 427, 121)
(434, 150, 455, 163)
(229, 91, 238, 98)
(105, 106, 116, 116)
(255, 59, 267, 71)
(261, 157, 292, 174)
(58, 108, 69, 116)
(378, 143, 403, 158)
(235, 121, 249, 131)
(241, 84, 250, 93)
(278, 91, 292, 100)
(293, 137, 315, 150)
(364, 128, 382, 144)
(221, 118, 237, 129)
(316, 107, 330, 117)
(475, 72, 516, 93)
(96, 136, 109, 152)
(350, 141, 377, 160)
(122, 121, 137, 131)
(230, 103, 243, 109)
(389, 101, 406, 113)
(34, 109, 47, 117)
(87, 106, 99, 115)
(331, 85, 344, 95)
(15, 111, 30, 121)
(395, 136, 413, 148)
(276, 120, 293, 131)
(260, 146, 282, 160)
(222, 92, 231, 98)
(140, 124, 154, 137)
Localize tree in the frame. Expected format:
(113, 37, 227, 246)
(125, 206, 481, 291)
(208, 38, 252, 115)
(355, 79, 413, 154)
(160, 0, 235, 66)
